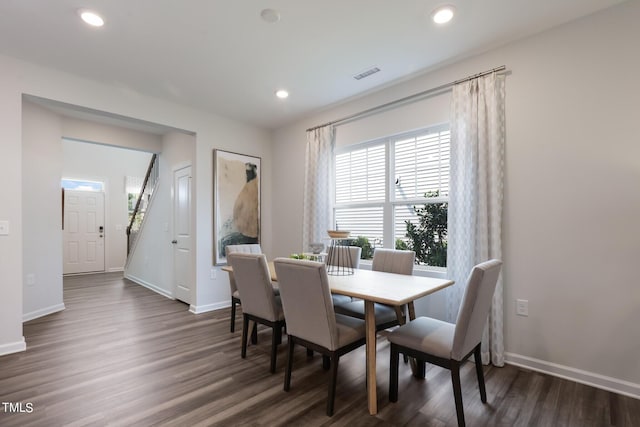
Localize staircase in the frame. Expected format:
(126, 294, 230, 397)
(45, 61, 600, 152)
(126, 153, 159, 256)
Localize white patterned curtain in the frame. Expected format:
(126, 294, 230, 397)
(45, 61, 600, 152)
(303, 126, 336, 252)
(447, 72, 506, 366)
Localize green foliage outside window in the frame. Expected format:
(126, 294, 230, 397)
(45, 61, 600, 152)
(351, 235, 374, 259)
(349, 191, 447, 266)
(404, 191, 448, 267)
(394, 238, 409, 251)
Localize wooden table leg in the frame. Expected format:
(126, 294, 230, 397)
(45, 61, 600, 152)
(364, 300, 377, 415)
(407, 301, 417, 321)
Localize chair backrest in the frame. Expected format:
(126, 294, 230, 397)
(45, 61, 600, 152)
(225, 244, 263, 294)
(226, 244, 263, 255)
(228, 253, 279, 321)
(372, 248, 415, 275)
(274, 258, 339, 350)
(451, 259, 503, 361)
(325, 245, 361, 269)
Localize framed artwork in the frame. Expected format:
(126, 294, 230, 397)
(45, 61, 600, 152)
(213, 149, 261, 265)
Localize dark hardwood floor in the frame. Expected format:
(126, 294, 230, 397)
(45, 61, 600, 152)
(1, 273, 638, 426)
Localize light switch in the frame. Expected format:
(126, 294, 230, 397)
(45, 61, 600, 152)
(0, 220, 9, 236)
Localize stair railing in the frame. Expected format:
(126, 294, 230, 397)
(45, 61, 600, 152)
(126, 153, 159, 255)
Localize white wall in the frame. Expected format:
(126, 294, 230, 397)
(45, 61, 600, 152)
(272, 1, 640, 397)
(0, 60, 24, 356)
(62, 138, 154, 272)
(22, 102, 64, 322)
(0, 51, 272, 355)
(21, 104, 159, 322)
(62, 116, 162, 153)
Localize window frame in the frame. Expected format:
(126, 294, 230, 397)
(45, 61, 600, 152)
(334, 124, 450, 271)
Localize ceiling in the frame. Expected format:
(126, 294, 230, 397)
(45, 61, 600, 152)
(0, 0, 627, 130)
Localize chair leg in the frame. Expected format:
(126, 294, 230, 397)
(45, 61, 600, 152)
(275, 324, 283, 345)
(389, 344, 399, 402)
(284, 339, 295, 391)
(241, 314, 249, 359)
(327, 355, 340, 416)
(270, 326, 279, 374)
(410, 357, 426, 379)
(230, 300, 237, 333)
(322, 355, 330, 370)
(473, 344, 487, 403)
(451, 361, 466, 427)
(306, 348, 314, 357)
(251, 321, 258, 344)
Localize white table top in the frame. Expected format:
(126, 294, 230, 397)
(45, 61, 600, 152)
(223, 262, 453, 307)
(328, 268, 453, 306)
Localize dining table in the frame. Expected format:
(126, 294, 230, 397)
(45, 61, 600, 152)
(222, 261, 454, 415)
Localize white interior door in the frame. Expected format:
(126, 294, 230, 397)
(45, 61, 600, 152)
(63, 190, 105, 274)
(173, 165, 192, 304)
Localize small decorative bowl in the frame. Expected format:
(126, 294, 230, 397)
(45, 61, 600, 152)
(327, 230, 350, 239)
(309, 242, 325, 254)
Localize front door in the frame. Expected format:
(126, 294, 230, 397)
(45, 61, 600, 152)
(173, 165, 192, 304)
(63, 190, 105, 274)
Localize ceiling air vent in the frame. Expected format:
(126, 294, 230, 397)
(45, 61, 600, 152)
(353, 67, 380, 80)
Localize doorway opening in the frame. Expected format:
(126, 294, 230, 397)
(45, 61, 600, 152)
(62, 179, 106, 274)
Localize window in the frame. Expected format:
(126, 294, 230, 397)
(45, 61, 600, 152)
(334, 125, 450, 266)
(61, 179, 104, 192)
(125, 176, 145, 221)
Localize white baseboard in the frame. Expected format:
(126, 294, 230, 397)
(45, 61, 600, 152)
(0, 337, 26, 356)
(505, 352, 640, 400)
(107, 267, 124, 273)
(125, 274, 174, 300)
(189, 301, 231, 314)
(23, 303, 65, 322)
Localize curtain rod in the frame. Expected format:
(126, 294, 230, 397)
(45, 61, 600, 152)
(306, 65, 506, 133)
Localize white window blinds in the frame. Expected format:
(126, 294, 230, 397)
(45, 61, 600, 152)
(335, 143, 385, 204)
(394, 129, 450, 200)
(334, 125, 450, 255)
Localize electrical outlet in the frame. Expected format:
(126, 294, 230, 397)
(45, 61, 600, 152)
(516, 299, 529, 316)
(0, 220, 9, 236)
(26, 274, 36, 286)
(210, 268, 217, 280)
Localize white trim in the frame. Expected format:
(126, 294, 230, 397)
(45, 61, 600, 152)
(107, 267, 124, 273)
(0, 337, 26, 356)
(172, 160, 192, 173)
(125, 273, 174, 300)
(189, 301, 231, 314)
(23, 303, 65, 322)
(505, 352, 640, 400)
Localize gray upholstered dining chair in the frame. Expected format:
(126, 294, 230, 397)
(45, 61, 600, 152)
(333, 248, 415, 330)
(325, 245, 361, 306)
(273, 258, 367, 417)
(227, 252, 286, 374)
(225, 244, 263, 333)
(388, 259, 502, 427)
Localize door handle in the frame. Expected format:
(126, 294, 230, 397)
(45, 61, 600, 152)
(171, 240, 178, 244)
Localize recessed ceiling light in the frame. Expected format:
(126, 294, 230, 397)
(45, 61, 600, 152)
(260, 9, 281, 23)
(78, 9, 104, 27)
(275, 89, 289, 99)
(431, 5, 456, 24)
